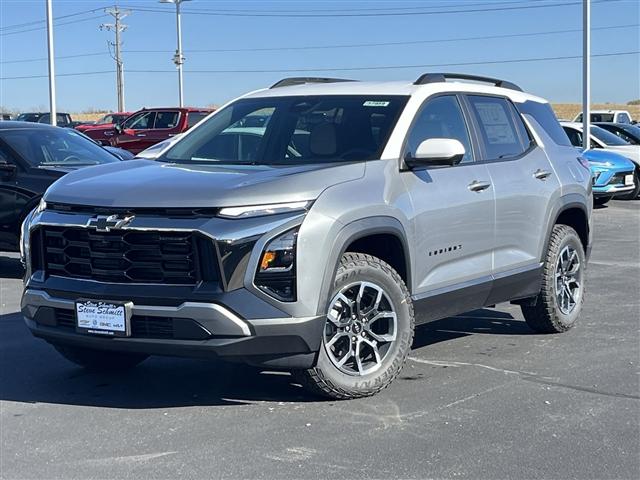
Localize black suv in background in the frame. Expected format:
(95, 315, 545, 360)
(16, 112, 76, 128)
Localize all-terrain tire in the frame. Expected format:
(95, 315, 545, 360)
(521, 225, 586, 333)
(54, 344, 148, 371)
(296, 253, 414, 400)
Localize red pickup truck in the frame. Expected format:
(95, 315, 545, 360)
(107, 107, 213, 154)
(75, 112, 132, 144)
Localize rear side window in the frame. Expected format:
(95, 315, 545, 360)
(516, 101, 572, 147)
(467, 95, 531, 160)
(187, 112, 208, 128)
(617, 113, 631, 124)
(154, 111, 180, 129)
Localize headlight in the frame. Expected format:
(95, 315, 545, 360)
(19, 213, 31, 264)
(219, 201, 310, 219)
(35, 198, 47, 214)
(255, 228, 298, 301)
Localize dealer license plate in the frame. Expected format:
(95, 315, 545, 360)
(625, 174, 634, 186)
(75, 300, 132, 337)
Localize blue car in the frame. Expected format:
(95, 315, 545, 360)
(582, 149, 636, 205)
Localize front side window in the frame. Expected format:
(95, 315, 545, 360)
(617, 113, 631, 124)
(405, 95, 473, 163)
(0, 128, 119, 167)
(467, 95, 531, 160)
(123, 111, 156, 130)
(164, 95, 408, 165)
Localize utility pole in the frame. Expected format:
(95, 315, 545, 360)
(45, 0, 57, 126)
(160, 0, 191, 107)
(101, 6, 130, 112)
(582, 0, 591, 150)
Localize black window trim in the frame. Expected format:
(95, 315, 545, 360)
(461, 93, 537, 164)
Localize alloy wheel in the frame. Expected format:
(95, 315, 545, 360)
(555, 245, 583, 315)
(324, 281, 397, 376)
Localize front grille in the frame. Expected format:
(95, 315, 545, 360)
(41, 226, 200, 284)
(50, 308, 207, 340)
(46, 203, 219, 219)
(609, 172, 631, 186)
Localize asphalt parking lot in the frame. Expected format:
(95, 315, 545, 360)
(0, 200, 638, 480)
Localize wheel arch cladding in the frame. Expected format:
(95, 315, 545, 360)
(315, 217, 412, 316)
(555, 205, 589, 252)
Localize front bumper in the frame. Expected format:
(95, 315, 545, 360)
(592, 184, 635, 197)
(22, 289, 324, 369)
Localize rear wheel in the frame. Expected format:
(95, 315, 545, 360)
(297, 253, 414, 399)
(617, 169, 640, 200)
(54, 344, 148, 371)
(521, 225, 585, 333)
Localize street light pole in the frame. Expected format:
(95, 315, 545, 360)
(582, 0, 591, 150)
(161, 0, 190, 107)
(45, 0, 57, 126)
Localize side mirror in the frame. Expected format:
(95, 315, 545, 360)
(114, 123, 123, 135)
(405, 138, 465, 168)
(0, 161, 17, 179)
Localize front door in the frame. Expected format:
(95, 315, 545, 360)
(403, 94, 495, 319)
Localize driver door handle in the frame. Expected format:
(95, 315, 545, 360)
(468, 180, 491, 192)
(136, 133, 147, 137)
(534, 169, 552, 180)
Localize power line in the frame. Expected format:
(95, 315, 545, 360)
(3, 23, 636, 65)
(0, 14, 108, 37)
(126, 0, 621, 18)
(2, 51, 636, 80)
(0, 6, 108, 31)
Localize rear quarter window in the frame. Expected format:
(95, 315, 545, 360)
(516, 101, 572, 147)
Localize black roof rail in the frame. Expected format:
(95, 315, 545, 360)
(270, 77, 356, 89)
(413, 73, 522, 92)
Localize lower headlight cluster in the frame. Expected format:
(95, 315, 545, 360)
(254, 228, 298, 302)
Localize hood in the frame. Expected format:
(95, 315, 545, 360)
(602, 145, 640, 165)
(44, 159, 365, 208)
(582, 149, 635, 169)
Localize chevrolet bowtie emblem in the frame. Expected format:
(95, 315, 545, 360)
(87, 214, 135, 232)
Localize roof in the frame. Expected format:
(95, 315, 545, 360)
(242, 78, 546, 104)
(0, 120, 59, 130)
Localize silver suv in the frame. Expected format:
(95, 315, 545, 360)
(21, 74, 592, 399)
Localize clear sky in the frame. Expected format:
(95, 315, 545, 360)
(0, 0, 638, 112)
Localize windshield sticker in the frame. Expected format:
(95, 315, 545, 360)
(363, 101, 390, 107)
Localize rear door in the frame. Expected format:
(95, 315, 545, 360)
(463, 94, 561, 281)
(403, 94, 495, 316)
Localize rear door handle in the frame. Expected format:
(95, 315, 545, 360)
(534, 169, 552, 180)
(136, 133, 146, 137)
(468, 180, 491, 192)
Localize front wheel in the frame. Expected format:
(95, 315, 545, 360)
(521, 225, 586, 333)
(296, 253, 414, 399)
(54, 344, 148, 371)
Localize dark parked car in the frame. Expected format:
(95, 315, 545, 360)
(108, 107, 213, 154)
(15, 112, 75, 128)
(594, 122, 640, 145)
(0, 122, 120, 252)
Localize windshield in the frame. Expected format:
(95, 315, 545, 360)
(16, 113, 41, 122)
(590, 125, 630, 146)
(164, 95, 408, 165)
(0, 127, 120, 167)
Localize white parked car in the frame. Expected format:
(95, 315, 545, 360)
(573, 110, 634, 124)
(561, 121, 640, 199)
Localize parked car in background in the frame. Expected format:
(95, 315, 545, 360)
(594, 122, 640, 145)
(16, 112, 75, 128)
(1, 113, 12, 121)
(561, 121, 640, 199)
(573, 110, 634, 124)
(75, 112, 132, 139)
(74, 130, 135, 161)
(581, 149, 636, 205)
(0, 122, 121, 252)
(107, 107, 213, 154)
